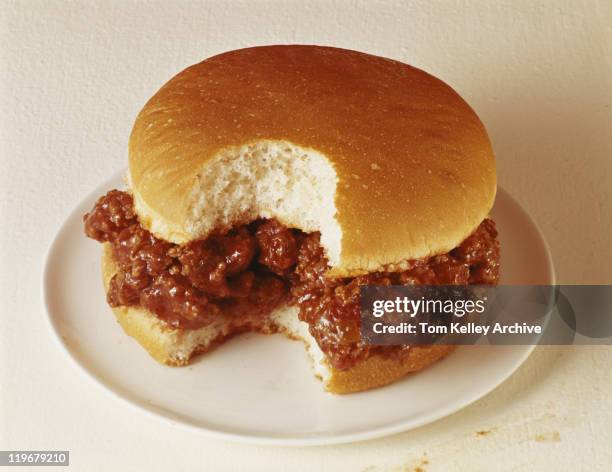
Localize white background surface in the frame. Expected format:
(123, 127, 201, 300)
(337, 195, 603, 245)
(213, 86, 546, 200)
(1, 1, 611, 470)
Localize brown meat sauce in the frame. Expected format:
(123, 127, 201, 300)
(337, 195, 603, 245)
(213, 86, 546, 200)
(84, 190, 500, 370)
(84, 190, 292, 330)
(291, 220, 500, 369)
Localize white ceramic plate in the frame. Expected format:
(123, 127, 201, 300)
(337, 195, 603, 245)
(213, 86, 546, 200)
(43, 172, 554, 446)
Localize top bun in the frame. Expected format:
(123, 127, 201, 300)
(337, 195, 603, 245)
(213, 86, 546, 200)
(128, 45, 496, 277)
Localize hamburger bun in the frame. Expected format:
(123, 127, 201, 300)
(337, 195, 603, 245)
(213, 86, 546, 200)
(128, 45, 496, 277)
(102, 244, 455, 394)
(90, 45, 495, 393)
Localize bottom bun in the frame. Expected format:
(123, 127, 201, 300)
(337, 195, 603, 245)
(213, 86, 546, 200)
(101, 244, 455, 394)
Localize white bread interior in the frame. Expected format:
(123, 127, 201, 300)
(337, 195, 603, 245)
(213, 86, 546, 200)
(269, 304, 331, 384)
(130, 140, 342, 266)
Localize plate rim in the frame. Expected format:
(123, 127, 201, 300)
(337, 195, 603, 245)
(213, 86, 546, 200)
(42, 173, 555, 446)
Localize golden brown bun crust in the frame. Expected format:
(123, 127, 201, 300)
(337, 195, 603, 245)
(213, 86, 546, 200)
(102, 244, 455, 393)
(129, 45, 496, 275)
(325, 345, 456, 394)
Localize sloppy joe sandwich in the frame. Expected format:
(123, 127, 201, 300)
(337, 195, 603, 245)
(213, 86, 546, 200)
(83, 45, 500, 394)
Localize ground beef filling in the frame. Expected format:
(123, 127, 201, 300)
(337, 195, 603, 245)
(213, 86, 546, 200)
(291, 220, 500, 369)
(83, 190, 293, 330)
(84, 190, 500, 370)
